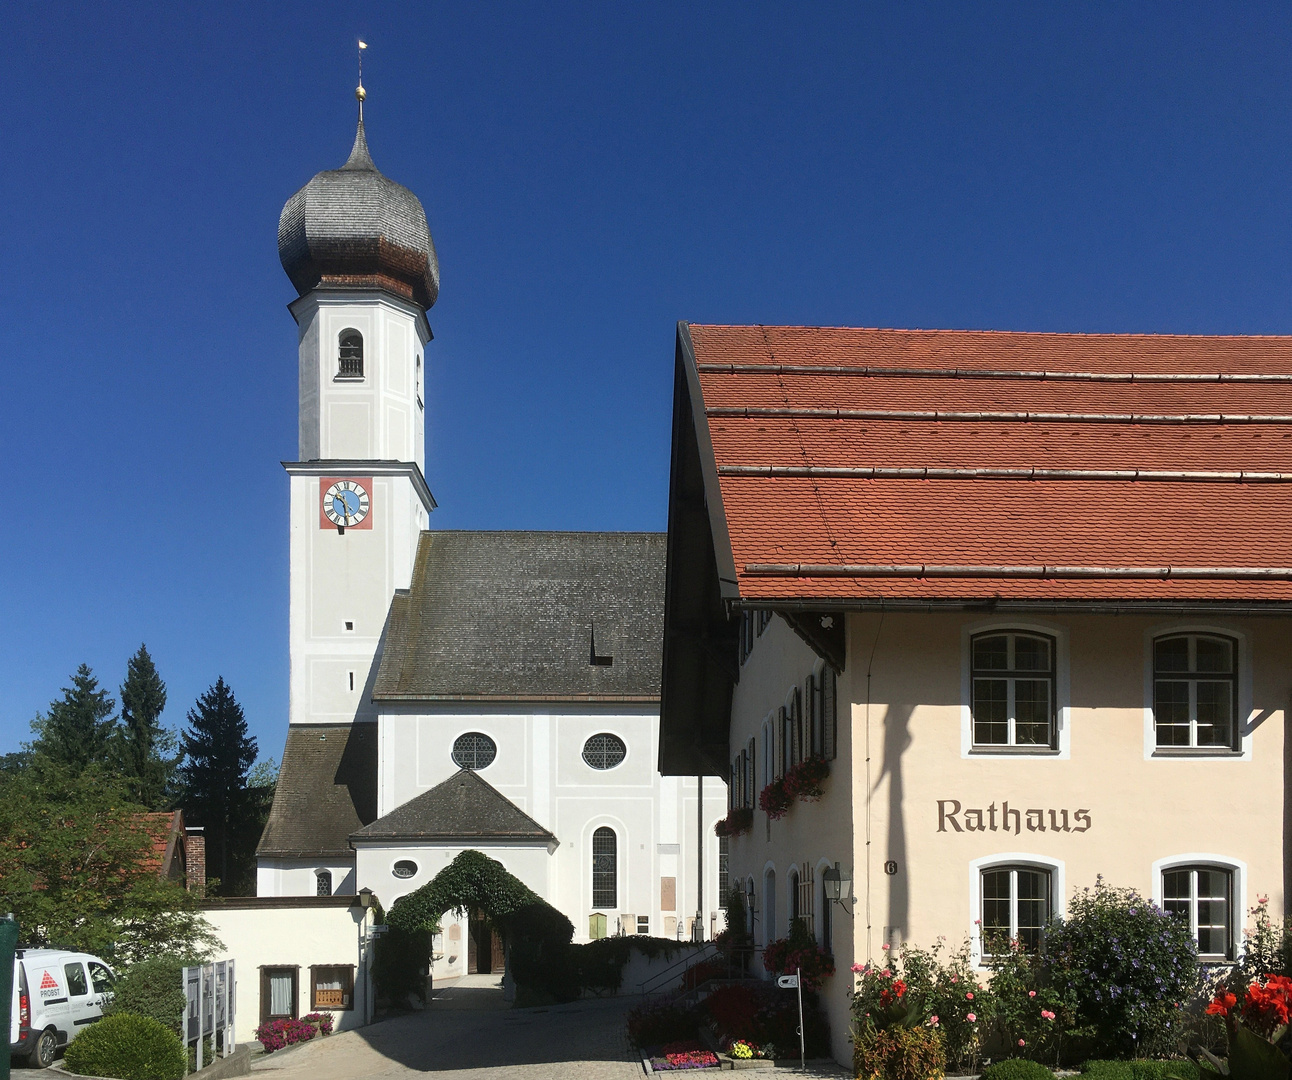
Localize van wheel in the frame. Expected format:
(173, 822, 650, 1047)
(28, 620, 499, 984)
(28, 1029, 57, 1069)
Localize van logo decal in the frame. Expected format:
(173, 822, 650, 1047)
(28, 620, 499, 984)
(40, 971, 59, 990)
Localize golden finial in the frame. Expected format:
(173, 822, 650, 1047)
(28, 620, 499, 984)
(356, 40, 368, 117)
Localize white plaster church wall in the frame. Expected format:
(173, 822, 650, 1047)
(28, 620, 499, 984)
(257, 859, 357, 898)
(374, 704, 726, 943)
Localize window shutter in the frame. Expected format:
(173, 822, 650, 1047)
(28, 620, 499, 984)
(825, 668, 838, 759)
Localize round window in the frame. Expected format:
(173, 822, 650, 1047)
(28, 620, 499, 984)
(452, 732, 497, 770)
(582, 733, 627, 770)
(392, 860, 418, 879)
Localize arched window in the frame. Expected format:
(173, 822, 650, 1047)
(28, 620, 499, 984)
(980, 864, 1052, 954)
(787, 867, 800, 928)
(820, 873, 833, 953)
(592, 827, 617, 908)
(452, 732, 497, 770)
(1163, 864, 1234, 960)
(763, 868, 777, 946)
(338, 330, 363, 378)
(315, 870, 332, 897)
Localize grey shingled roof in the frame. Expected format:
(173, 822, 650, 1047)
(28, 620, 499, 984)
(373, 531, 665, 701)
(350, 768, 555, 843)
(279, 119, 440, 309)
(256, 723, 378, 858)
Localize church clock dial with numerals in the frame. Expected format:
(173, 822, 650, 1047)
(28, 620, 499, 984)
(321, 479, 372, 529)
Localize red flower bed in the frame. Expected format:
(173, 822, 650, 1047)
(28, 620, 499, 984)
(763, 936, 835, 991)
(650, 1040, 720, 1071)
(254, 1017, 318, 1053)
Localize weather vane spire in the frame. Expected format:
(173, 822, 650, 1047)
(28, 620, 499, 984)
(356, 39, 368, 120)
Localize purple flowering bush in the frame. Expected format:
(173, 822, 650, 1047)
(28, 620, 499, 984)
(1043, 878, 1199, 1058)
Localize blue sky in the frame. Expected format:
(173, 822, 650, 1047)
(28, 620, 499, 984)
(4, 2, 1292, 762)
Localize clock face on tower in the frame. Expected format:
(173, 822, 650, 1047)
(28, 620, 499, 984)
(319, 477, 373, 530)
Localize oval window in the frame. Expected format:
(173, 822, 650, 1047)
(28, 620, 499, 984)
(452, 732, 497, 770)
(392, 860, 418, 879)
(582, 733, 627, 770)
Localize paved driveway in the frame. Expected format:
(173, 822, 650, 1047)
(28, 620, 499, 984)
(252, 976, 642, 1080)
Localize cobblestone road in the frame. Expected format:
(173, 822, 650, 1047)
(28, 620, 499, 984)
(251, 976, 643, 1080)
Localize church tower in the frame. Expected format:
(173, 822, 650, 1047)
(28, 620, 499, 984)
(277, 83, 438, 730)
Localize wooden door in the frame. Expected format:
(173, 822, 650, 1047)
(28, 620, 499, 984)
(490, 928, 505, 973)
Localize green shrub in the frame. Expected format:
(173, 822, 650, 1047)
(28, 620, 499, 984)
(1079, 1061, 1200, 1080)
(103, 956, 200, 1036)
(63, 1013, 185, 1080)
(980, 1060, 1056, 1080)
(372, 924, 432, 1005)
(853, 1025, 946, 1080)
(1044, 879, 1199, 1058)
(626, 1000, 698, 1048)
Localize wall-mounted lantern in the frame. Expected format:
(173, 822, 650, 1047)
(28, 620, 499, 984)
(822, 863, 854, 917)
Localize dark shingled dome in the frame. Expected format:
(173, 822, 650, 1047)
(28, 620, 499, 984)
(278, 119, 439, 310)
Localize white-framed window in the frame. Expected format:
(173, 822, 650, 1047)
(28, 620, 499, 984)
(718, 836, 730, 899)
(762, 866, 778, 945)
(781, 688, 803, 774)
(453, 732, 497, 770)
(971, 631, 1056, 749)
(761, 716, 775, 788)
(739, 611, 755, 665)
(786, 866, 800, 932)
(1153, 633, 1239, 751)
(583, 733, 627, 770)
(314, 869, 333, 897)
(980, 865, 1050, 953)
(969, 854, 1064, 963)
(818, 864, 833, 954)
(1154, 855, 1245, 961)
(592, 827, 617, 908)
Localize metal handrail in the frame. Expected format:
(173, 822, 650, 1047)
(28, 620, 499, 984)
(637, 942, 719, 997)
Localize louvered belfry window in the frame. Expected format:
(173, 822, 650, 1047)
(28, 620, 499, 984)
(338, 330, 363, 377)
(592, 827, 617, 908)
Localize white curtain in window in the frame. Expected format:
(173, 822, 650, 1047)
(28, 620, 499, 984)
(269, 973, 293, 1016)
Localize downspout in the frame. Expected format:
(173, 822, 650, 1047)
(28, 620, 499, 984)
(696, 773, 704, 940)
(864, 610, 885, 964)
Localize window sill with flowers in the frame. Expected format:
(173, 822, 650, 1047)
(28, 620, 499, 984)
(758, 756, 830, 820)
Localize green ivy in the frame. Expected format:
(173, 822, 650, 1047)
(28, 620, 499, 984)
(386, 850, 575, 1000)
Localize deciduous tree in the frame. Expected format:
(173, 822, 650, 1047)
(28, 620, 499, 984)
(0, 764, 217, 964)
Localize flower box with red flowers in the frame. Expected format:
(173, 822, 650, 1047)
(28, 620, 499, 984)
(782, 756, 829, 801)
(714, 807, 754, 837)
(758, 779, 792, 820)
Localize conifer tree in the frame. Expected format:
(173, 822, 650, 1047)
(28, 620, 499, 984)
(118, 644, 177, 809)
(31, 665, 117, 773)
(180, 678, 258, 894)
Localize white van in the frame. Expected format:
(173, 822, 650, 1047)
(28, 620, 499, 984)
(9, 949, 115, 1069)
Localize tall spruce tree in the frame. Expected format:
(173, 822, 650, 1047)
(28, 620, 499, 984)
(180, 678, 258, 894)
(31, 664, 117, 773)
(118, 644, 177, 809)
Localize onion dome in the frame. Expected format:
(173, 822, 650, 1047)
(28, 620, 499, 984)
(278, 117, 439, 310)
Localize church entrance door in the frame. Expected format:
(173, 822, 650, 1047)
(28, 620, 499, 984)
(467, 910, 503, 974)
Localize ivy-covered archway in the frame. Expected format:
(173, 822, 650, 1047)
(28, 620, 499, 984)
(384, 850, 575, 1000)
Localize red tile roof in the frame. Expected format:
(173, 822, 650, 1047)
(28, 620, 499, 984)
(685, 323, 1292, 604)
